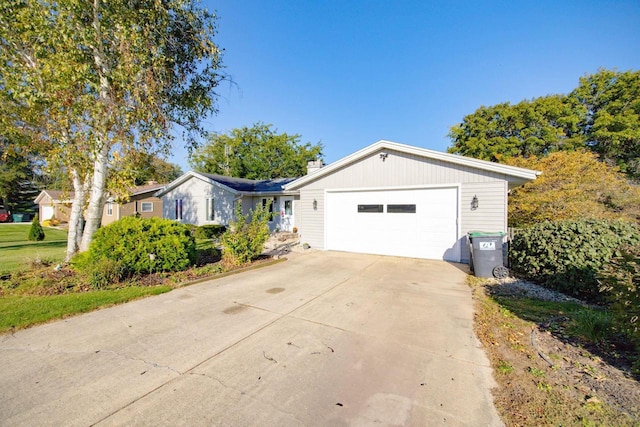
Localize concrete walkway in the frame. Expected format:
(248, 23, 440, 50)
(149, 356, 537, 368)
(0, 251, 502, 426)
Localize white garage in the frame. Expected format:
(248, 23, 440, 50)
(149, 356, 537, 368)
(284, 140, 540, 263)
(325, 187, 459, 260)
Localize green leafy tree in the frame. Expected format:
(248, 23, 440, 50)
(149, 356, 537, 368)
(448, 95, 585, 161)
(190, 123, 323, 179)
(0, 0, 224, 260)
(505, 151, 640, 227)
(448, 69, 640, 181)
(571, 69, 640, 180)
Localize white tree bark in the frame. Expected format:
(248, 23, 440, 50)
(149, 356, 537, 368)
(79, 141, 109, 252)
(65, 169, 87, 261)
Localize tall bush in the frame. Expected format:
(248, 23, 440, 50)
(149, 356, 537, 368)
(28, 214, 45, 241)
(598, 244, 640, 370)
(221, 202, 270, 267)
(85, 217, 196, 276)
(510, 219, 640, 303)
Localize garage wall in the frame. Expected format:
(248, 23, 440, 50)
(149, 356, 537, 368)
(296, 189, 324, 249)
(302, 149, 507, 190)
(296, 149, 511, 255)
(459, 181, 508, 263)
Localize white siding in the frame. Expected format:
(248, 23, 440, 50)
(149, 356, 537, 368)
(459, 181, 508, 263)
(296, 149, 511, 259)
(161, 176, 237, 226)
(302, 149, 507, 190)
(297, 189, 324, 249)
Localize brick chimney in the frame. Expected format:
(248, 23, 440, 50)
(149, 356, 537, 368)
(307, 159, 323, 175)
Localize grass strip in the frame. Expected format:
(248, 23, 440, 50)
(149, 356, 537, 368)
(0, 285, 171, 334)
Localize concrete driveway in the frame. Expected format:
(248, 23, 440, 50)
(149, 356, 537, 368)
(0, 251, 502, 426)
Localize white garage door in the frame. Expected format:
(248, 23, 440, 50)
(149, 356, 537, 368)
(41, 206, 54, 221)
(326, 187, 459, 260)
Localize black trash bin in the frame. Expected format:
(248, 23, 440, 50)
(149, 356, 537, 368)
(468, 231, 508, 278)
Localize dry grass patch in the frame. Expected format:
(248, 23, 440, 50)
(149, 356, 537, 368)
(470, 276, 640, 426)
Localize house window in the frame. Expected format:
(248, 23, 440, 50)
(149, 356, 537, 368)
(262, 198, 274, 221)
(358, 204, 383, 213)
(284, 200, 292, 216)
(140, 202, 153, 213)
(205, 198, 215, 221)
(106, 203, 114, 216)
(387, 204, 417, 213)
(175, 199, 183, 221)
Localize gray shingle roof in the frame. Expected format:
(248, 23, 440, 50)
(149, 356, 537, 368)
(197, 172, 297, 193)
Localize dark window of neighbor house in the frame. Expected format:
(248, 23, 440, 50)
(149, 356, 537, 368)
(106, 203, 114, 216)
(205, 198, 215, 221)
(387, 204, 417, 213)
(358, 204, 384, 213)
(175, 199, 183, 220)
(141, 202, 153, 213)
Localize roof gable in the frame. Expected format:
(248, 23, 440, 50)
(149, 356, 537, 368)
(284, 140, 541, 190)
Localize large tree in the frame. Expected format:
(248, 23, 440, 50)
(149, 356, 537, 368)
(0, 0, 223, 259)
(190, 123, 323, 179)
(448, 69, 640, 181)
(448, 95, 584, 161)
(571, 69, 640, 179)
(505, 151, 640, 227)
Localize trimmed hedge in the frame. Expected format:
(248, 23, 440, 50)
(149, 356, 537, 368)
(85, 217, 196, 276)
(510, 219, 640, 303)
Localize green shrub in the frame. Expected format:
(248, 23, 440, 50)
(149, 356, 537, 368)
(194, 224, 226, 240)
(86, 217, 196, 275)
(598, 244, 640, 369)
(28, 214, 45, 241)
(509, 219, 640, 303)
(221, 202, 270, 267)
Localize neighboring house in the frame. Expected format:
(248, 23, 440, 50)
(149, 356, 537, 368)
(34, 190, 73, 223)
(102, 182, 166, 226)
(283, 140, 540, 263)
(155, 172, 298, 232)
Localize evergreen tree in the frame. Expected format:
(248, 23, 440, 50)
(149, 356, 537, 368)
(28, 214, 45, 241)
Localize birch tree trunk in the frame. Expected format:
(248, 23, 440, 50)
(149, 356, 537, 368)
(65, 169, 87, 261)
(79, 141, 109, 252)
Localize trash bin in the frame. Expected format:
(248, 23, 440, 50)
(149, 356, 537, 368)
(12, 213, 24, 223)
(468, 231, 509, 278)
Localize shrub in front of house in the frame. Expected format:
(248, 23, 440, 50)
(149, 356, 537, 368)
(86, 217, 196, 276)
(510, 219, 640, 304)
(221, 202, 270, 267)
(598, 244, 640, 370)
(194, 224, 227, 240)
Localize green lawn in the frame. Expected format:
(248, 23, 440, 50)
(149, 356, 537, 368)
(0, 224, 68, 271)
(0, 286, 172, 334)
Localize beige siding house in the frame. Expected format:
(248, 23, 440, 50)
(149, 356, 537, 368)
(34, 190, 73, 223)
(284, 140, 539, 263)
(102, 182, 166, 226)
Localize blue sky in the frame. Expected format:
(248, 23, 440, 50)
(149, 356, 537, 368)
(170, 0, 640, 171)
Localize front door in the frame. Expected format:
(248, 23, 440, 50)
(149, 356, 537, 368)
(279, 196, 294, 232)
